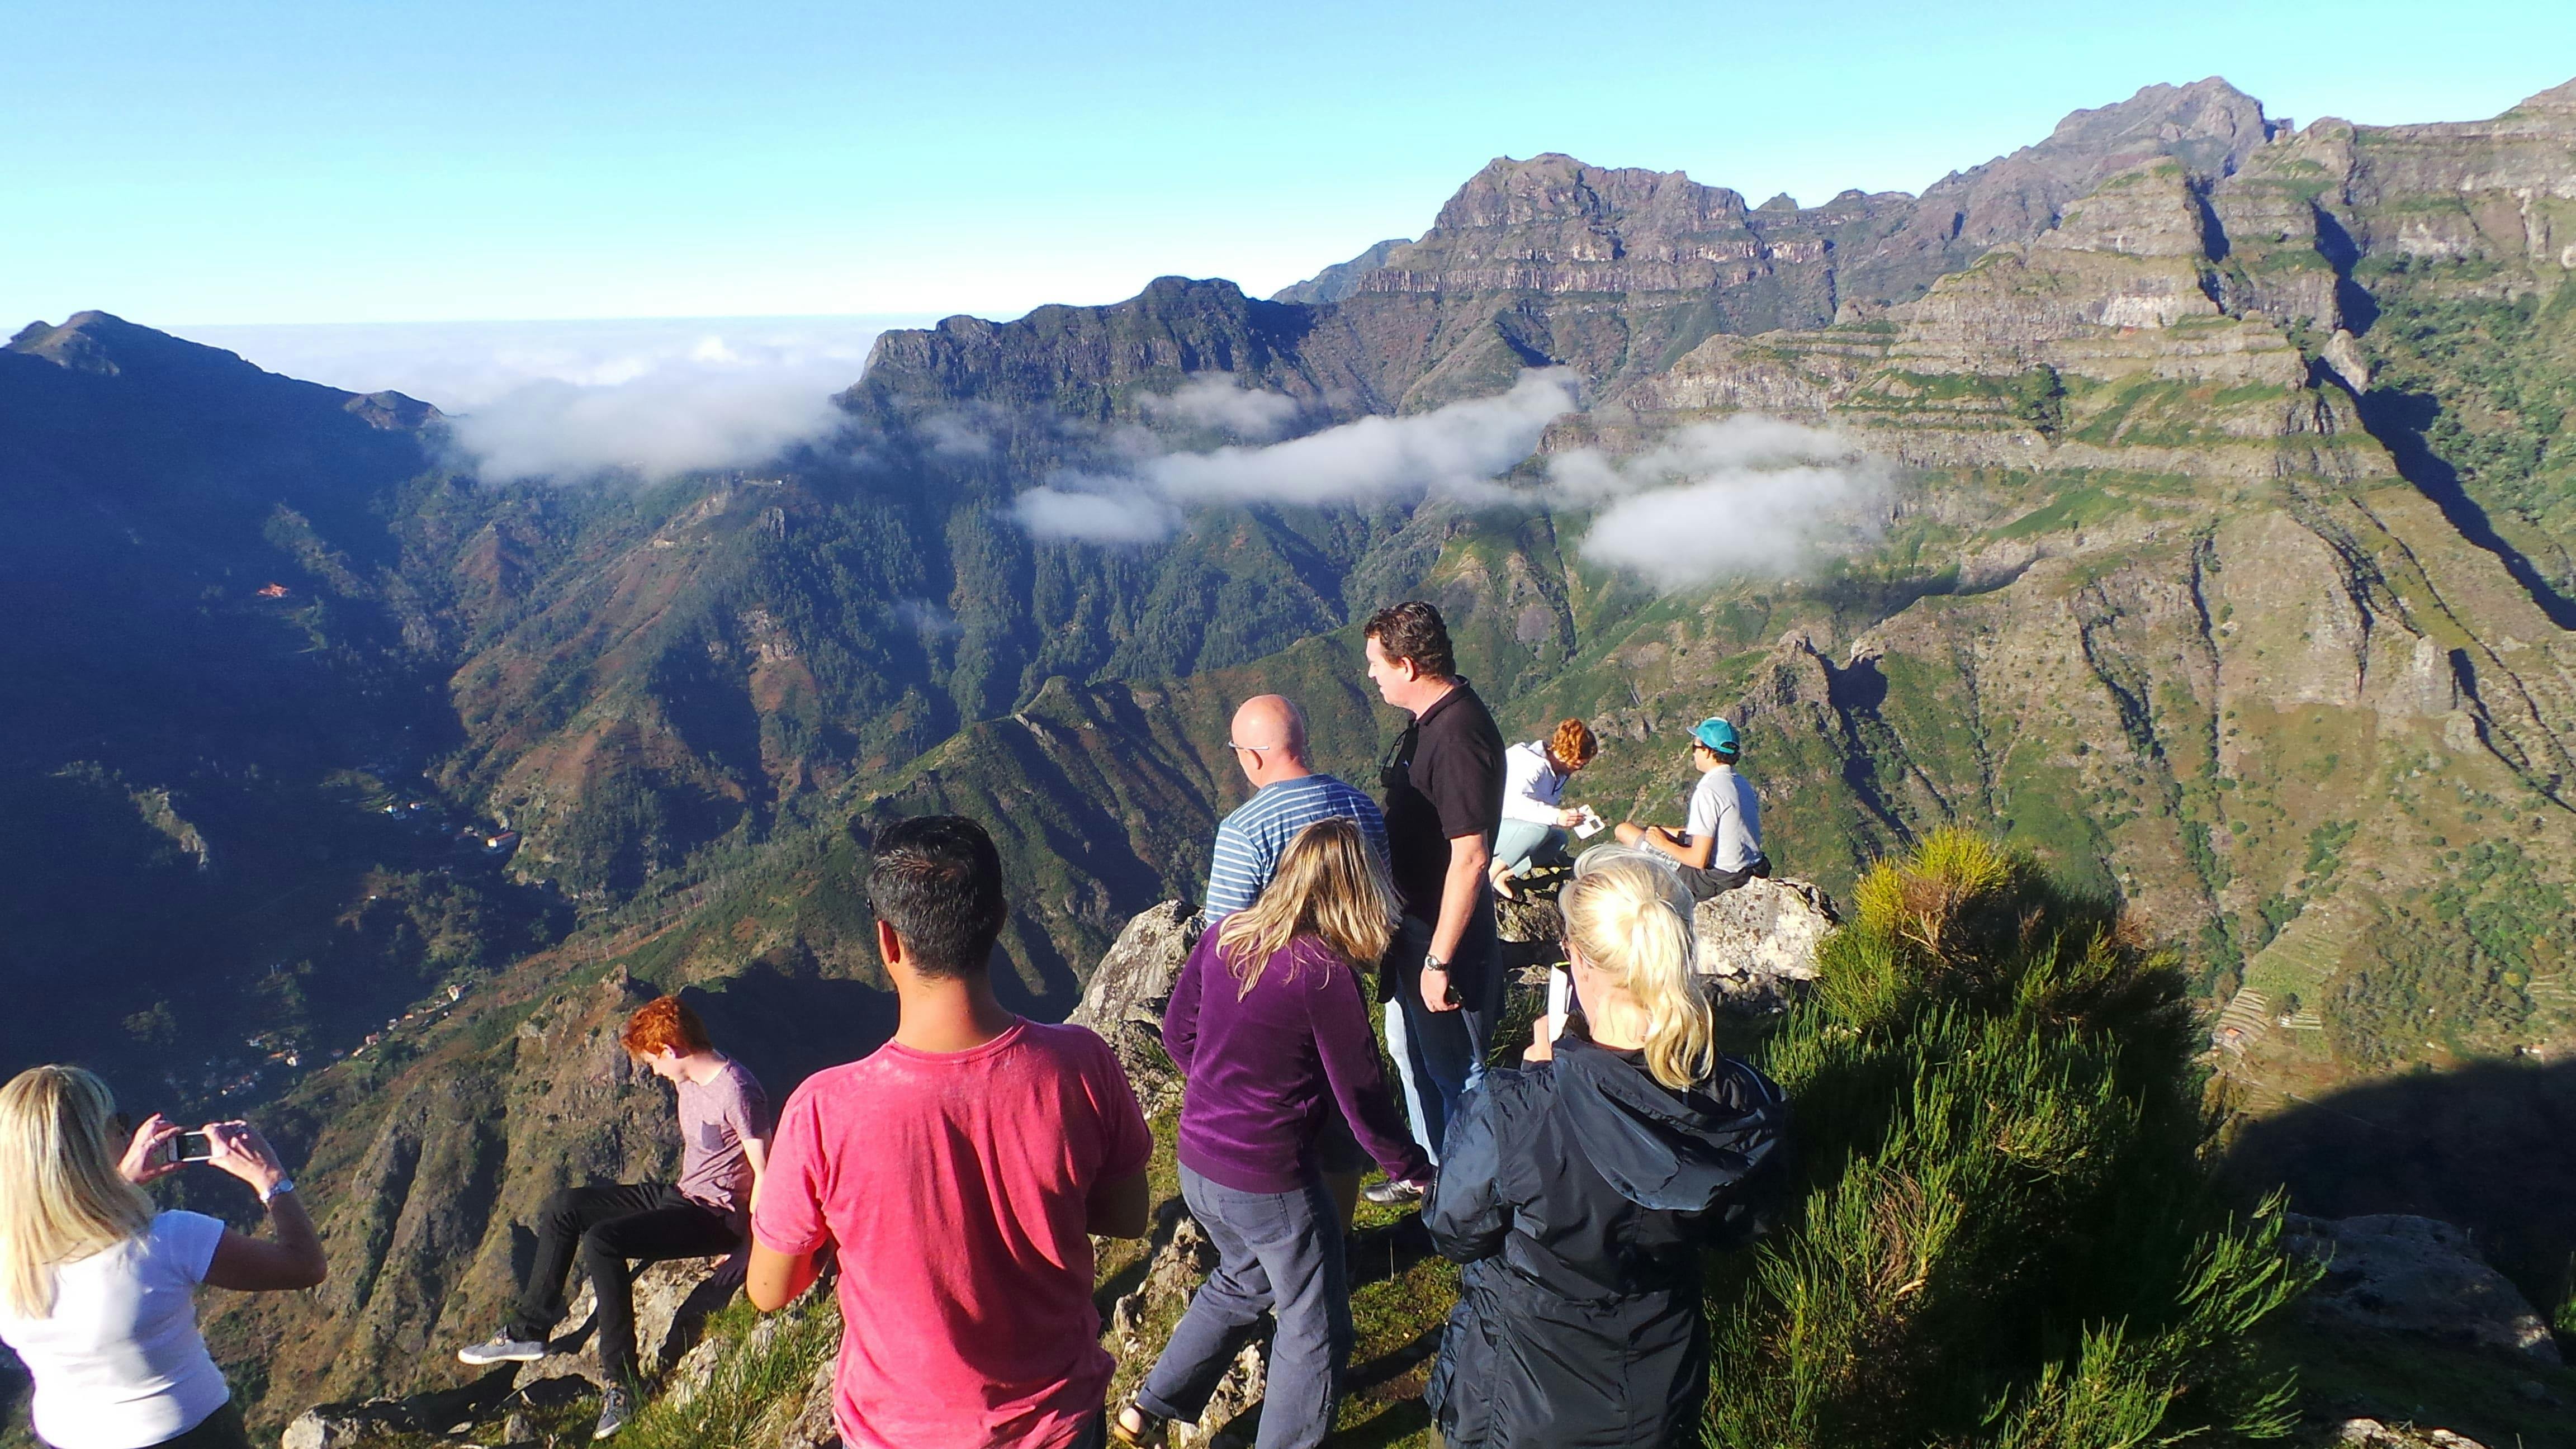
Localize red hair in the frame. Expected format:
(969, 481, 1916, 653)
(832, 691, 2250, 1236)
(1550, 718, 1598, 769)
(621, 997, 710, 1059)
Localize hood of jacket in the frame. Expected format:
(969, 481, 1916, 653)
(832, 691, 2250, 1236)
(1551, 1035, 1787, 1213)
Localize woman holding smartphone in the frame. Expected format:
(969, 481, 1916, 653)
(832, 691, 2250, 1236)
(0, 1065, 326, 1449)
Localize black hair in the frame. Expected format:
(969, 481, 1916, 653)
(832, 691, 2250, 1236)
(1363, 600, 1455, 680)
(866, 815, 1007, 979)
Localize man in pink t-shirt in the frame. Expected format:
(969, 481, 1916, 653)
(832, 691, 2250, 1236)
(749, 816, 1152, 1449)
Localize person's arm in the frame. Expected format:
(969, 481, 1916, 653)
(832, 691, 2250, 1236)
(1653, 826, 1716, 870)
(747, 1091, 824, 1311)
(741, 1135, 770, 1215)
(1086, 1169, 1150, 1238)
(1311, 959, 1433, 1186)
(1204, 816, 1265, 920)
(1421, 1080, 1513, 1264)
(1085, 1033, 1154, 1238)
(746, 1241, 819, 1311)
(1419, 831, 1491, 1012)
(198, 1122, 326, 1291)
(1161, 934, 1209, 1074)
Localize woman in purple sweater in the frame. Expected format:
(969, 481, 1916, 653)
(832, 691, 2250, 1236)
(1113, 817, 1432, 1449)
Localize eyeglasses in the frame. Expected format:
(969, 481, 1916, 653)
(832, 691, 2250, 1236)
(1228, 742, 1268, 755)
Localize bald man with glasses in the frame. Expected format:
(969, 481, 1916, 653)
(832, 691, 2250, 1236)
(1203, 695, 1389, 920)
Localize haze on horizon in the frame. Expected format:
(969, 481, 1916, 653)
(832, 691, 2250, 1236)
(7, 0, 2574, 335)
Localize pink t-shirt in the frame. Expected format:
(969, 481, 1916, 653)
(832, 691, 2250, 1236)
(754, 1020, 1151, 1449)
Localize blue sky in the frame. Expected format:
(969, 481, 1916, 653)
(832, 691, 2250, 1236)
(6, 0, 2573, 329)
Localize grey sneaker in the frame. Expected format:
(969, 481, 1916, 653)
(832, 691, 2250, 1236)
(592, 1382, 633, 1440)
(457, 1332, 547, 1365)
(1362, 1177, 1425, 1206)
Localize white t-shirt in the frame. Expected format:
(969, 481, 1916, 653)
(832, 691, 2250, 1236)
(1685, 764, 1764, 872)
(0, 1210, 231, 1449)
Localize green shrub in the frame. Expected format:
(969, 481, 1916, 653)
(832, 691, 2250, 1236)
(1704, 828, 2313, 1448)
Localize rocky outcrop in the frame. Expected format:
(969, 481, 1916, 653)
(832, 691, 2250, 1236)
(1695, 878, 1842, 1013)
(2287, 1214, 2564, 1364)
(1495, 874, 1841, 1015)
(1066, 900, 1203, 1115)
(279, 1258, 739, 1447)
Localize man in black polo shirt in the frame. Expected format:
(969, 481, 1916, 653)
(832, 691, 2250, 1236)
(1361, 600, 1504, 1188)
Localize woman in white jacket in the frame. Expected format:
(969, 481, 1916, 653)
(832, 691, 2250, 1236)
(0, 1066, 326, 1449)
(1488, 718, 1597, 899)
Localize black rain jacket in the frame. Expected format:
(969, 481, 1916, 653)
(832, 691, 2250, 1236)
(1421, 1025, 1788, 1448)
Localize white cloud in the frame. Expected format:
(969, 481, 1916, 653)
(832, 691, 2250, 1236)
(1551, 418, 1892, 589)
(1141, 373, 1303, 440)
(173, 315, 921, 482)
(1012, 487, 1184, 544)
(1014, 370, 1578, 541)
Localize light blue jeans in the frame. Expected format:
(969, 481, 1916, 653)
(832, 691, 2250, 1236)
(1492, 821, 1569, 878)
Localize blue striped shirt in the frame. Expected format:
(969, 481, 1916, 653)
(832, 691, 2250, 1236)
(1204, 773, 1390, 920)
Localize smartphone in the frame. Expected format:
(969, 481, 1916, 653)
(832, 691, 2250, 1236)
(157, 1131, 217, 1167)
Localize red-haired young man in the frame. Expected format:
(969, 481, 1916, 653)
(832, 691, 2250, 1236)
(458, 996, 770, 1441)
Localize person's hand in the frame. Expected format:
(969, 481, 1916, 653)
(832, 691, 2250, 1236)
(1524, 1016, 1556, 1063)
(1419, 964, 1461, 1014)
(119, 1112, 183, 1185)
(1554, 807, 1584, 828)
(203, 1120, 287, 1197)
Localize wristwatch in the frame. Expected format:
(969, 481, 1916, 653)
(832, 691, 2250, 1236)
(1423, 954, 1447, 974)
(261, 1178, 297, 1205)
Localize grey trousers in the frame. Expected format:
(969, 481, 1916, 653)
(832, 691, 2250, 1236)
(1135, 1167, 1352, 1449)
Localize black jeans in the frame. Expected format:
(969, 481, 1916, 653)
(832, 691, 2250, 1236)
(508, 1182, 738, 1382)
(1680, 855, 1770, 902)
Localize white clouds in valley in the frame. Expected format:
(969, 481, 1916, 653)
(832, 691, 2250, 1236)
(1010, 371, 1885, 589)
(179, 316, 916, 482)
(1013, 370, 1579, 542)
(1140, 373, 1303, 440)
(1550, 415, 1893, 589)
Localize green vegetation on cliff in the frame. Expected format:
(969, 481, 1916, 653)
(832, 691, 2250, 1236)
(1707, 830, 2312, 1446)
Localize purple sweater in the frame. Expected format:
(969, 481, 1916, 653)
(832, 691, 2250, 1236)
(1163, 931, 1433, 1195)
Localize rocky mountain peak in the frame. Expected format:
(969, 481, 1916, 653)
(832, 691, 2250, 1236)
(2506, 75, 2576, 119)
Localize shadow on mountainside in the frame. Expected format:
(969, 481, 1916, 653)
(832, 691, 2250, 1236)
(2222, 1058, 2576, 1323)
(678, 968, 900, 1102)
(2355, 387, 2576, 631)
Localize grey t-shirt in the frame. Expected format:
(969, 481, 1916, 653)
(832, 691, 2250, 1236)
(1685, 764, 1764, 872)
(676, 1057, 770, 1220)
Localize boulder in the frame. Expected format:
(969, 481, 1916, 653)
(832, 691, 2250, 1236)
(2287, 1214, 2563, 1365)
(1696, 878, 1841, 1014)
(1497, 875, 1840, 1015)
(1066, 901, 1202, 1114)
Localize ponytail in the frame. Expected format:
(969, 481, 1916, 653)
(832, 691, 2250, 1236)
(1560, 857, 1715, 1091)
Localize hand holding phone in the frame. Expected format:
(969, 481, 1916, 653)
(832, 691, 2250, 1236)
(117, 1112, 184, 1185)
(160, 1130, 216, 1167)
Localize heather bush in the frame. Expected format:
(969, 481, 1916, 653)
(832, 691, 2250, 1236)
(1704, 828, 2313, 1448)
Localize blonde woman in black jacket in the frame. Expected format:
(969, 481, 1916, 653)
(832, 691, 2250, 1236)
(1421, 847, 1788, 1449)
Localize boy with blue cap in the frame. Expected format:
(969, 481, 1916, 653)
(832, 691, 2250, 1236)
(1615, 716, 1769, 901)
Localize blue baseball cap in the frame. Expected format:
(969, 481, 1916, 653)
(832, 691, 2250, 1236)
(1690, 717, 1741, 754)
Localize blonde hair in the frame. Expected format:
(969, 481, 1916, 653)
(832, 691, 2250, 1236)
(0, 1066, 155, 1318)
(1216, 817, 1398, 997)
(1549, 718, 1598, 770)
(1561, 856, 1715, 1091)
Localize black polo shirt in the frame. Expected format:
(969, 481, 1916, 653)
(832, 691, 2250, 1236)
(1379, 680, 1505, 921)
